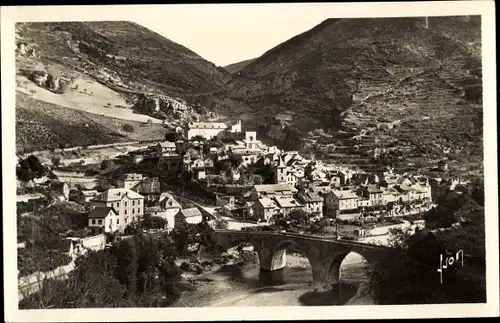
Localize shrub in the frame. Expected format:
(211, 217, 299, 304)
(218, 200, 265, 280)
(121, 124, 134, 133)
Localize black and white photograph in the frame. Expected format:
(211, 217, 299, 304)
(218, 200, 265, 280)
(2, 2, 498, 322)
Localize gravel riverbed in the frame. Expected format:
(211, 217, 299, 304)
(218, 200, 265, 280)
(172, 252, 374, 307)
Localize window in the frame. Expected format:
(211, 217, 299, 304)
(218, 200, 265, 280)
(132, 209, 135, 214)
(125, 210, 127, 215)
(138, 200, 141, 205)
(117, 219, 120, 224)
(137, 208, 140, 214)
(125, 201, 128, 207)
(92, 219, 96, 225)
(98, 219, 103, 225)
(125, 218, 128, 223)
(132, 201, 135, 206)
(110, 219, 113, 224)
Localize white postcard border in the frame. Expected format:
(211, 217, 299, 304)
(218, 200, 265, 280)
(2, 2, 498, 321)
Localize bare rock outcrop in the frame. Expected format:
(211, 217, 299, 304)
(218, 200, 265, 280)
(16, 42, 37, 57)
(29, 70, 63, 93)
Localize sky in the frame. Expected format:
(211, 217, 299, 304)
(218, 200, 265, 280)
(133, 4, 336, 67)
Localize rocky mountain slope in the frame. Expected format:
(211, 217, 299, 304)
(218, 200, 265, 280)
(16, 21, 231, 95)
(224, 58, 256, 74)
(224, 16, 483, 173)
(15, 21, 232, 152)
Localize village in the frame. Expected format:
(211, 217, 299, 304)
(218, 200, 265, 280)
(17, 117, 475, 255)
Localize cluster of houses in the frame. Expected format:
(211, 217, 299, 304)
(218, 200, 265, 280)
(23, 120, 471, 234)
(86, 173, 206, 234)
(128, 119, 283, 182)
(88, 120, 472, 229)
(241, 159, 468, 221)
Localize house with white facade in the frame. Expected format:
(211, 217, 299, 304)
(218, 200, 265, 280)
(274, 196, 304, 216)
(250, 183, 297, 201)
(88, 207, 118, 233)
(90, 188, 145, 233)
(254, 197, 279, 221)
(297, 190, 324, 217)
(174, 208, 203, 228)
(156, 141, 177, 156)
(146, 192, 182, 229)
(229, 120, 242, 133)
(325, 188, 359, 219)
(185, 122, 228, 140)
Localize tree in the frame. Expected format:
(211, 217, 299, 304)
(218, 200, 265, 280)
(211, 175, 226, 186)
(229, 153, 243, 168)
(363, 224, 486, 305)
(252, 174, 264, 185)
(16, 158, 34, 182)
(51, 157, 61, 167)
(214, 159, 232, 174)
(121, 124, 134, 133)
(190, 135, 206, 143)
(143, 215, 168, 230)
(100, 160, 112, 170)
(165, 131, 183, 142)
(16, 155, 47, 182)
(19, 234, 184, 309)
(288, 209, 309, 224)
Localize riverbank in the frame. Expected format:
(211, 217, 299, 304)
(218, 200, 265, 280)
(172, 251, 374, 307)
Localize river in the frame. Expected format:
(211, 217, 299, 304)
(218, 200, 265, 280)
(173, 250, 374, 307)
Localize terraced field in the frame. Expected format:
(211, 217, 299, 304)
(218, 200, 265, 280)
(320, 65, 483, 175)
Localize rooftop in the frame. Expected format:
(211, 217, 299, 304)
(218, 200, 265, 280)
(366, 185, 384, 194)
(299, 190, 323, 203)
(274, 196, 303, 208)
(188, 122, 227, 129)
(258, 197, 277, 209)
(158, 141, 176, 148)
(93, 188, 144, 202)
(253, 183, 297, 194)
(88, 207, 116, 219)
(178, 208, 203, 218)
(120, 173, 143, 181)
(332, 190, 359, 200)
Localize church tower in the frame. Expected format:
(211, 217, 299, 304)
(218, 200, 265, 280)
(274, 156, 287, 184)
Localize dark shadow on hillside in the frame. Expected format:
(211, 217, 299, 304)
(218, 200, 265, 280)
(298, 282, 359, 306)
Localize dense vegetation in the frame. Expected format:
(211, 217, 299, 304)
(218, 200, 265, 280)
(19, 233, 182, 308)
(366, 189, 486, 304)
(19, 220, 221, 309)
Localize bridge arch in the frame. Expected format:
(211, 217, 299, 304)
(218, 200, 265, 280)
(327, 251, 372, 285)
(267, 239, 313, 273)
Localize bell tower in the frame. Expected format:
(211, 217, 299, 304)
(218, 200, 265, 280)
(274, 156, 287, 184)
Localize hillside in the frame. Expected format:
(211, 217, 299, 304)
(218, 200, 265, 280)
(16, 21, 231, 96)
(225, 16, 483, 173)
(15, 92, 167, 153)
(224, 58, 256, 74)
(15, 21, 232, 152)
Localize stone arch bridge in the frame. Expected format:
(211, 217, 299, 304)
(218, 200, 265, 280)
(212, 230, 395, 284)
